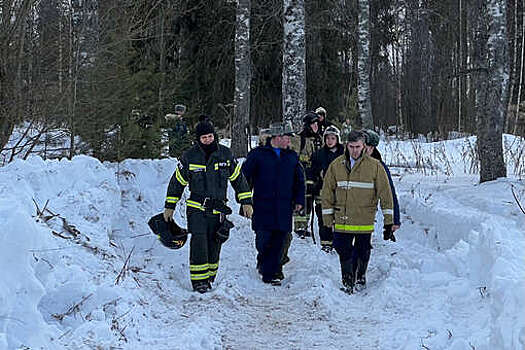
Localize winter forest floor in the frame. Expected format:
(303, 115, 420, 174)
(1, 136, 524, 349)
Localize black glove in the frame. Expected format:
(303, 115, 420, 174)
(383, 224, 396, 242)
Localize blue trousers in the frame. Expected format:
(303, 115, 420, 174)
(333, 233, 372, 281)
(255, 230, 288, 281)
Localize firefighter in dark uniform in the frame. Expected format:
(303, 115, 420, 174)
(310, 125, 344, 252)
(163, 120, 253, 293)
(290, 111, 323, 238)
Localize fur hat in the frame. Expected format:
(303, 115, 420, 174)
(268, 121, 295, 136)
(364, 129, 380, 147)
(195, 121, 215, 138)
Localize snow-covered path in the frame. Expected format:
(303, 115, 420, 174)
(1, 156, 524, 349)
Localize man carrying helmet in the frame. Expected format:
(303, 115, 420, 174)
(290, 111, 323, 238)
(163, 119, 253, 293)
(310, 125, 345, 252)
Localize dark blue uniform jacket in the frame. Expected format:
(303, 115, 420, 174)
(242, 144, 305, 233)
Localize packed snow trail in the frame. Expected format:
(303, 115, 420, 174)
(0, 156, 523, 349)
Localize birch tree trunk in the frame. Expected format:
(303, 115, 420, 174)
(473, 0, 508, 183)
(232, 0, 251, 158)
(357, 0, 373, 129)
(282, 0, 306, 130)
(514, 5, 525, 135)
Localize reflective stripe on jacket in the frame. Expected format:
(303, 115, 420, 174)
(321, 152, 393, 234)
(164, 143, 252, 211)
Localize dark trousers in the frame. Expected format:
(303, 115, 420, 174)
(256, 230, 288, 281)
(188, 210, 222, 288)
(333, 233, 372, 282)
(314, 202, 333, 246)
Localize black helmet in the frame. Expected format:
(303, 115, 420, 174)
(148, 213, 188, 249)
(215, 218, 234, 243)
(302, 111, 319, 125)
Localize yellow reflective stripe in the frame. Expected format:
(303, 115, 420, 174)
(322, 208, 334, 215)
(190, 272, 210, 280)
(190, 263, 209, 271)
(189, 164, 206, 171)
(209, 270, 217, 277)
(334, 224, 374, 232)
(214, 164, 219, 170)
(320, 240, 333, 245)
(175, 167, 188, 185)
(229, 163, 242, 181)
(237, 191, 252, 200)
(294, 216, 309, 222)
(187, 200, 204, 211)
(166, 196, 179, 204)
(186, 200, 221, 215)
(306, 180, 315, 185)
(208, 263, 218, 270)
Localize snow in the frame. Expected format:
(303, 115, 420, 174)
(0, 136, 524, 349)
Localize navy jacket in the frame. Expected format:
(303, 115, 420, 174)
(371, 148, 400, 226)
(242, 144, 305, 232)
(310, 144, 345, 196)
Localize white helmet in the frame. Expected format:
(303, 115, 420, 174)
(315, 106, 326, 116)
(323, 125, 341, 144)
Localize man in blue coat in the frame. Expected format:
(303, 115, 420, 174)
(242, 121, 305, 285)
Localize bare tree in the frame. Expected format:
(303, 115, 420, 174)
(472, 0, 508, 182)
(282, 0, 306, 130)
(232, 0, 251, 157)
(0, 0, 34, 150)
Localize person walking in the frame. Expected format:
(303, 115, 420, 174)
(310, 125, 344, 252)
(291, 111, 322, 238)
(315, 106, 332, 136)
(242, 121, 305, 285)
(165, 104, 192, 158)
(357, 129, 400, 286)
(341, 118, 352, 142)
(163, 120, 253, 293)
(321, 130, 394, 294)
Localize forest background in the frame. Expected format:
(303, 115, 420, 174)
(1, 0, 523, 182)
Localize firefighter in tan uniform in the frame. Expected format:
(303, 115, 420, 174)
(321, 130, 394, 293)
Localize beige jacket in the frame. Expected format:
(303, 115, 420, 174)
(321, 152, 393, 234)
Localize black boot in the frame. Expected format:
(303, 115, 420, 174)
(274, 268, 285, 281)
(321, 245, 333, 253)
(355, 257, 368, 291)
(355, 275, 366, 291)
(341, 273, 355, 294)
(295, 230, 306, 238)
(263, 277, 282, 286)
(193, 281, 209, 294)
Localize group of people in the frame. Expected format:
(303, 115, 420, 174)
(162, 107, 401, 294)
